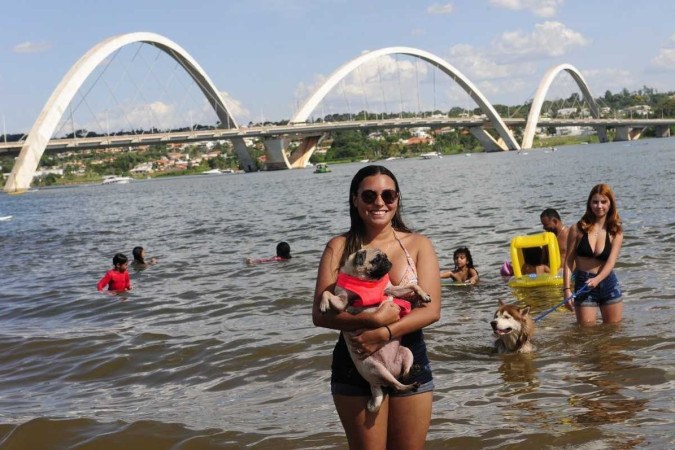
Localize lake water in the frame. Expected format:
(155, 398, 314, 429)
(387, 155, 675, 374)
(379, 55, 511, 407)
(0, 139, 673, 449)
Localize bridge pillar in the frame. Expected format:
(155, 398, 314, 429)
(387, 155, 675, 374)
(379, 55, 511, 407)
(655, 125, 671, 137)
(289, 134, 325, 168)
(614, 126, 631, 141)
(629, 127, 644, 140)
(232, 137, 256, 172)
(262, 137, 290, 171)
(596, 125, 609, 143)
(469, 127, 508, 152)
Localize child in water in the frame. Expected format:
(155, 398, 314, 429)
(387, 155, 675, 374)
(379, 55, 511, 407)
(440, 246, 479, 284)
(521, 246, 550, 275)
(246, 242, 292, 265)
(97, 253, 132, 292)
(132, 246, 157, 268)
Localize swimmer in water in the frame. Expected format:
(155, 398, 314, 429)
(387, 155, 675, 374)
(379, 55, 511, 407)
(246, 242, 292, 265)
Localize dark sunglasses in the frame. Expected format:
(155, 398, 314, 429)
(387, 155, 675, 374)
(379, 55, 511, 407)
(359, 189, 399, 205)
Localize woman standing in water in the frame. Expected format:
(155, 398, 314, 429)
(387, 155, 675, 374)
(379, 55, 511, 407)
(564, 183, 624, 326)
(312, 165, 441, 449)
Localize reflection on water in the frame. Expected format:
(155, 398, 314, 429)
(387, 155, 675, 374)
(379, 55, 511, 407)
(566, 328, 648, 427)
(0, 140, 674, 448)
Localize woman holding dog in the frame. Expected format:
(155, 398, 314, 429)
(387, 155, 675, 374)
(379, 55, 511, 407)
(563, 183, 624, 326)
(313, 165, 441, 450)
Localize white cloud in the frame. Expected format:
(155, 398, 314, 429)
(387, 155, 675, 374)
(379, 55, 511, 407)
(218, 91, 250, 122)
(13, 41, 52, 54)
(475, 78, 528, 102)
(448, 43, 536, 80)
(493, 21, 590, 60)
(651, 34, 675, 70)
(489, 0, 565, 17)
(582, 68, 635, 94)
(427, 3, 454, 15)
(294, 55, 435, 116)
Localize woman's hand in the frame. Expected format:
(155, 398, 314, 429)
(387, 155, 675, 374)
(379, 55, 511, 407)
(369, 301, 401, 327)
(563, 295, 575, 311)
(585, 278, 600, 289)
(347, 327, 390, 359)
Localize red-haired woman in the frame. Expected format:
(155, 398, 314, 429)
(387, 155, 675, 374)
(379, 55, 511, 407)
(563, 184, 624, 326)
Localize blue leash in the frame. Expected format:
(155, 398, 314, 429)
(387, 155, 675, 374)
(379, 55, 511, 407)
(533, 284, 591, 322)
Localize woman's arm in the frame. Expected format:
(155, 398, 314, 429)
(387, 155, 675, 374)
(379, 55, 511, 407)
(563, 225, 580, 309)
(312, 236, 399, 332)
(586, 230, 623, 287)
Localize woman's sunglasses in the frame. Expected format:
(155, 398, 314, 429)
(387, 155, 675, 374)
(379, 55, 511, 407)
(359, 189, 399, 205)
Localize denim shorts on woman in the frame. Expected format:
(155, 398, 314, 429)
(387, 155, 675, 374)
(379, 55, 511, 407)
(330, 330, 434, 397)
(574, 270, 622, 307)
(331, 378, 435, 397)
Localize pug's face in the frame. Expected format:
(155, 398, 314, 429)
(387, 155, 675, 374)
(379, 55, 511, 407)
(343, 248, 392, 281)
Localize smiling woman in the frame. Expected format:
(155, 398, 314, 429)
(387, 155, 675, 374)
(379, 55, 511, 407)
(312, 164, 441, 449)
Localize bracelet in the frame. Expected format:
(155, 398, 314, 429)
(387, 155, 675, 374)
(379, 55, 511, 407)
(384, 325, 393, 341)
(563, 287, 571, 291)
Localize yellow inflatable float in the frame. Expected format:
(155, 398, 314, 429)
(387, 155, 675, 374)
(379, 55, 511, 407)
(507, 232, 563, 288)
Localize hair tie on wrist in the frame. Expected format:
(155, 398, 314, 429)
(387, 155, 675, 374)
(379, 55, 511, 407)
(385, 325, 393, 341)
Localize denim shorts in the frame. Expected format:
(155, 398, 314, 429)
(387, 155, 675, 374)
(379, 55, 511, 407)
(330, 330, 434, 397)
(332, 378, 435, 397)
(574, 270, 622, 306)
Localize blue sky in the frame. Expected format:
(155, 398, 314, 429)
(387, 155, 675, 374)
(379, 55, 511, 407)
(2, 0, 674, 133)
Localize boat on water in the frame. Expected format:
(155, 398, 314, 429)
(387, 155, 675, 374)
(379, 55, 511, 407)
(0, 215, 13, 221)
(101, 175, 132, 185)
(314, 163, 331, 173)
(420, 152, 442, 159)
(201, 168, 229, 175)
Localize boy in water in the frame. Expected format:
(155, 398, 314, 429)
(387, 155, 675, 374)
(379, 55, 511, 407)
(97, 253, 132, 292)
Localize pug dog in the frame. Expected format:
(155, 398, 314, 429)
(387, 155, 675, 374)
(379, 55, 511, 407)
(320, 248, 431, 413)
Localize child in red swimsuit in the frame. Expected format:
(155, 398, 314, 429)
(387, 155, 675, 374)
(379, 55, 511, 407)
(245, 242, 292, 265)
(97, 253, 132, 292)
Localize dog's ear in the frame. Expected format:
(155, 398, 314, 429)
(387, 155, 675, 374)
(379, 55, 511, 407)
(498, 299, 506, 306)
(355, 249, 367, 266)
(521, 305, 531, 316)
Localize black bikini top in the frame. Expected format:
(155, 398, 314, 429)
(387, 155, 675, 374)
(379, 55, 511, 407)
(576, 230, 612, 261)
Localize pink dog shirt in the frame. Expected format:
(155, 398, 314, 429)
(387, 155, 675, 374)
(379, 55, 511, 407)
(335, 272, 411, 317)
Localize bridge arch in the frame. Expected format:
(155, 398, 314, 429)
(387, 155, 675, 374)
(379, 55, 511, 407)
(522, 63, 599, 149)
(290, 46, 520, 155)
(4, 32, 245, 193)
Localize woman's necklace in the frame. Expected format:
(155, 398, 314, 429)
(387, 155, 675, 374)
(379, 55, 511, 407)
(593, 223, 604, 237)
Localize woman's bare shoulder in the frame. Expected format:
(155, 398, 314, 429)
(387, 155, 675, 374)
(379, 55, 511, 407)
(396, 231, 434, 254)
(323, 235, 347, 256)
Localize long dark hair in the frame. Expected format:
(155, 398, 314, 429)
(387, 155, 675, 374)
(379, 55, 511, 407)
(132, 246, 145, 264)
(453, 246, 476, 271)
(340, 165, 411, 267)
(577, 183, 622, 236)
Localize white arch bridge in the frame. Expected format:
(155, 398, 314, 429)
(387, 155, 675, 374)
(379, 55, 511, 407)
(3, 32, 673, 193)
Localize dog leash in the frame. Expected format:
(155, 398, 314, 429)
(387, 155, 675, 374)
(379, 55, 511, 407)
(533, 284, 591, 323)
